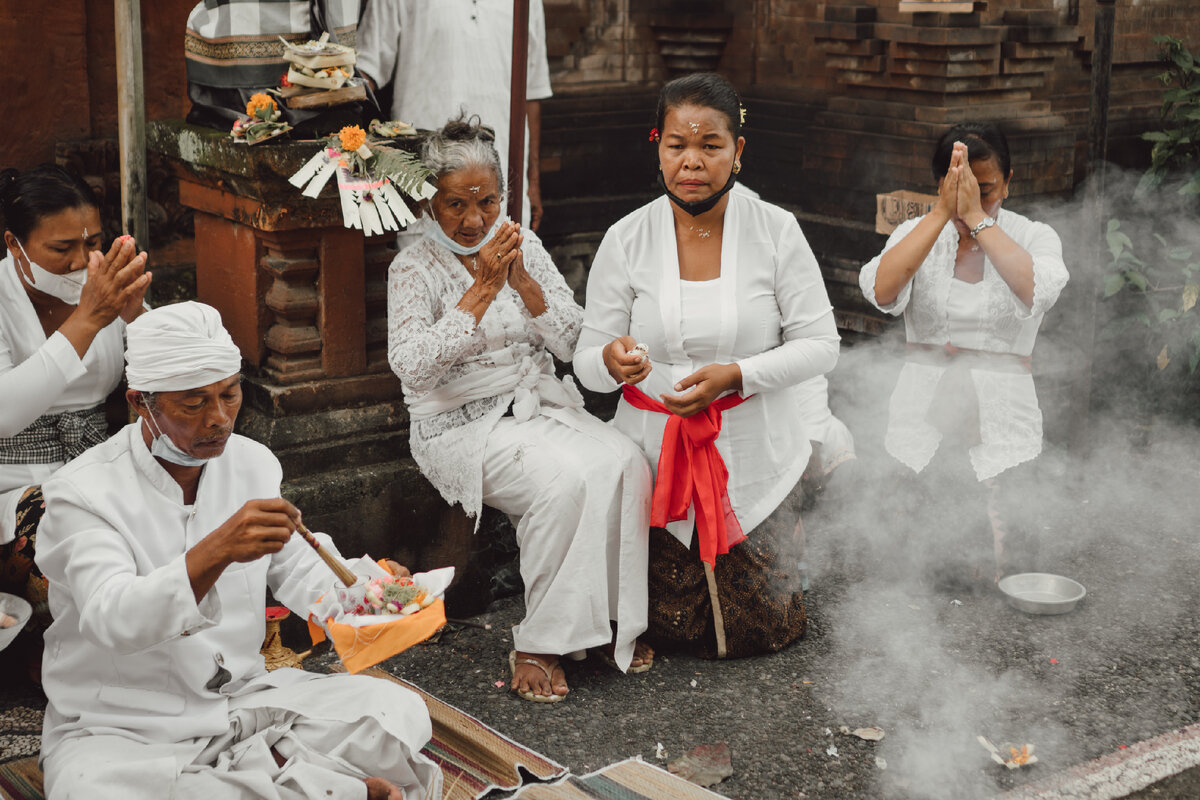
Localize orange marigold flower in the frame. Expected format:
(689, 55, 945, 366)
(338, 125, 367, 152)
(246, 92, 277, 118)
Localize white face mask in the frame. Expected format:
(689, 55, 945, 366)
(422, 211, 504, 256)
(144, 410, 212, 467)
(14, 238, 87, 305)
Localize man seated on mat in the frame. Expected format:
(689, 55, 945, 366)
(35, 302, 442, 800)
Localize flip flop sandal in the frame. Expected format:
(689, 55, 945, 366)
(508, 650, 566, 703)
(595, 646, 654, 674)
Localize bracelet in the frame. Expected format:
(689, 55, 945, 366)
(969, 216, 997, 238)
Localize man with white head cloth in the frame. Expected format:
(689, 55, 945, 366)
(36, 302, 441, 800)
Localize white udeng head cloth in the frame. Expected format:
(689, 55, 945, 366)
(126, 302, 243, 392)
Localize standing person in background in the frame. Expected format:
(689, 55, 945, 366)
(357, 0, 552, 230)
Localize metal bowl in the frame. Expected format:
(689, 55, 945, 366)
(0, 592, 32, 652)
(998, 573, 1086, 616)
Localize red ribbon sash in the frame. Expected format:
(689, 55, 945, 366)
(622, 384, 749, 566)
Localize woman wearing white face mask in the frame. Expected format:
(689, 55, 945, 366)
(387, 117, 653, 703)
(0, 164, 150, 678)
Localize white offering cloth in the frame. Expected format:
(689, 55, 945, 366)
(36, 424, 439, 798)
(573, 192, 840, 548)
(480, 414, 650, 668)
(387, 233, 650, 669)
(356, 0, 552, 227)
(386, 231, 581, 521)
(859, 208, 1069, 480)
(0, 254, 125, 544)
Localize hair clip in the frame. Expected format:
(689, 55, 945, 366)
(739, 105, 747, 125)
(649, 127, 660, 143)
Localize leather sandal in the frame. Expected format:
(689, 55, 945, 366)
(508, 650, 566, 703)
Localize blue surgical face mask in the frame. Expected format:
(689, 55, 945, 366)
(422, 211, 504, 256)
(144, 411, 211, 467)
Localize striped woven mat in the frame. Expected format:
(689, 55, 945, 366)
(511, 757, 731, 800)
(0, 666, 565, 800)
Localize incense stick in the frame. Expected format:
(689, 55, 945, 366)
(295, 521, 358, 587)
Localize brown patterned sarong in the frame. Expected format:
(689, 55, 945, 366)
(646, 484, 807, 659)
(1, 486, 50, 634)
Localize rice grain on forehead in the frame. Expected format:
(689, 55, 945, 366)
(422, 118, 505, 197)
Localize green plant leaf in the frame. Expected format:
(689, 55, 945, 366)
(1104, 273, 1125, 297)
(1125, 271, 1149, 291)
(1159, 308, 1180, 322)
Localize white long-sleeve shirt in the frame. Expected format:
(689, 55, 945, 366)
(0, 255, 125, 543)
(858, 208, 1069, 479)
(574, 192, 840, 547)
(356, 0, 552, 226)
(37, 425, 351, 759)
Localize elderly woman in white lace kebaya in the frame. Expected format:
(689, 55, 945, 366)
(386, 118, 653, 703)
(859, 122, 1069, 580)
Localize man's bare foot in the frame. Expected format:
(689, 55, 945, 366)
(599, 638, 655, 672)
(510, 651, 569, 700)
(365, 776, 404, 800)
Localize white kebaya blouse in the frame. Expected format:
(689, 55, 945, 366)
(859, 208, 1069, 479)
(0, 255, 125, 543)
(574, 192, 840, 548)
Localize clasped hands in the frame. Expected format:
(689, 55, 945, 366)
(603, 335, 742, 418)
(470, 220, 535, 297)
(80, 235, 151, 325)
(935, 141, 987, 230)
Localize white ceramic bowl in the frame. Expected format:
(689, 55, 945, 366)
(998, 573, 1086, 615)
(0, 592, 32, 651)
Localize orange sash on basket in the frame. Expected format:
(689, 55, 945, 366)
(622, 384, 749, 566)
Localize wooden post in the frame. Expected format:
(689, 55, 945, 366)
(115, 0, 150, 249)
(1069, 0, 1117, 455)
(507, 0, 530, 222)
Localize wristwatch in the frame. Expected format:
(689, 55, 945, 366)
(969, 216, 997, 238)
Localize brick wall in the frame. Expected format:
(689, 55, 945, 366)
(2, 0, 194, 169)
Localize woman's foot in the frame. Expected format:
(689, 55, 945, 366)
(509, 651, 568, 702)
(597, 638, 655, 674)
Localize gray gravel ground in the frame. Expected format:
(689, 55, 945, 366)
(318, 419, 1200, 800)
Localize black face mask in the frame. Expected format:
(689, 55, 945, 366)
(657, 170, 738, 217)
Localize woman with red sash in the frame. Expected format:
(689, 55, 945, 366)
(859, 123, 1069, 581)
(573, 74, 840, 658)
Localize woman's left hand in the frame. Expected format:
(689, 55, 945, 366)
(117, 244, 151, 323)
(506, 248, 538, 292)
(660, 363, 742, 418)
(954, 142, 985, 223)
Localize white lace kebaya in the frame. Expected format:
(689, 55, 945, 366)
(386, 231, 583, 521)
(387, 230, 652, 671)
(859, 208, 1069, 480)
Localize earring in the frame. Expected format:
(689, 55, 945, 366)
(733, 162, 741, 174)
